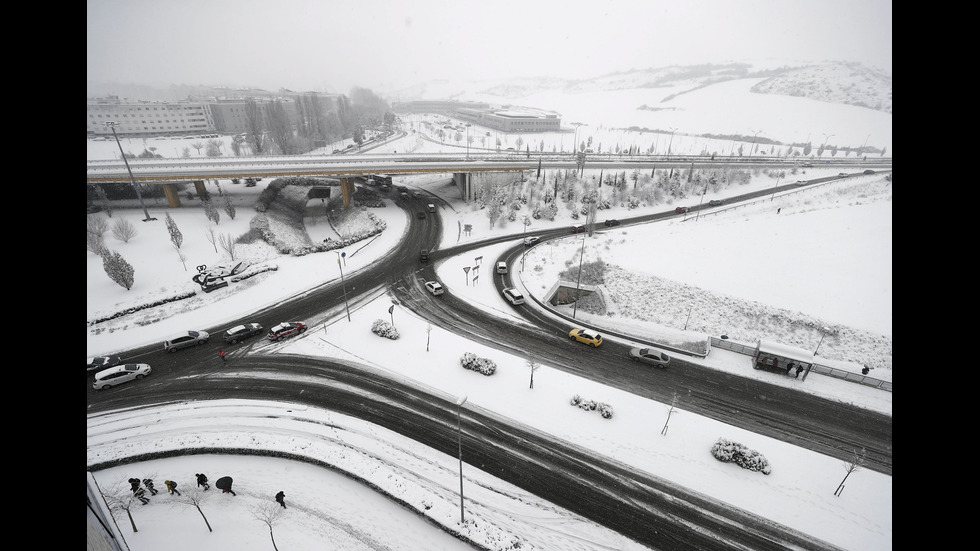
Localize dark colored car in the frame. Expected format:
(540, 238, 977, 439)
(420, 249, 430, 262)
(708, 199, 724, 207)
(571, 224, 585, 233)
(87, 356, 122, 374)
(523, 236, 541, 246)
(675, 206, 689, 214)
(863, 169, 876, 175)
(164, 330, 210, 353)
(224, 323, 264, 344)
(268, 322, 307, 341)
(417, 211, 426, 219)
(604, 219, 620, 227)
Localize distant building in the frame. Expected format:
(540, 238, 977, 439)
(392, 100, 561, 132)
(87, 96, 216, 138)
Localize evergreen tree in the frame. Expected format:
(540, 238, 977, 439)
(103, 250, 135, 290)
(203, 199, 220, 225)
(223, 195, 237, 220)
(165, 212, 183, 249)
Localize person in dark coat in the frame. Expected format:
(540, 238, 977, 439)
(275, 491, 286, 508)
(142, 478, 158, 496)
(129, 478, 141, 493)
(215, 476, 236, 496)
(196, 473, 210, 490)
(164, 480, 181, 496)
(133, 486, 149, 505)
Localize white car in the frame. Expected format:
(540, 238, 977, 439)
(496, 261, 508, 274)
(502, 288, 525, 305)
(163, 330, 210, 353)
(424, 281, 444, 296)
(93, 363, 152, 390)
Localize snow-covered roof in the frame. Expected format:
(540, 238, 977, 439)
(757, 339, 815, 363)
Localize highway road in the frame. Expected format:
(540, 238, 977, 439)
(86, 181, 889, 550)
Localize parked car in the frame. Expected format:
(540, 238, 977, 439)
(224, 323, 264, 344)
(420, 249, 430, 263)
(496, 261, 508, 274)
(627, 347, 671, 368)
(603, 219, 620, 227)
(424, 281, 444, 296)
(675, 206, 689, 214)
(268, 322, 307, 341)
(568, 328, 603, 347)
(708, 199, 724, 207)
(87, 356, 122, 374)
(523, 236, 540, 246)
(93, 363, 152, 390)
(502, 287, 525, 305)
(417, 211, 426, 219)
(164, 330, 210, 353)
(571, 224, 585, 233)
(863, 169, 876, 175)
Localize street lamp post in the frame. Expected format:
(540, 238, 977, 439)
(667, 127, 677, 156)
(465, 123, 471, 159)
(103, 121, 156, 222)
(751, 129, 762, 155)
(335, 251, 351, 322)
(813, 326, 833, 356)
(821, 133, 835, 156)
(455, 395, 468, 524)
(695, 184, 708, 221)
(861, 134, 871, 156)
(769, 175, 781, 201)
(521, 216, 531, 270)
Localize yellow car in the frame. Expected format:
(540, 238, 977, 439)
(569, 328, 603, 347)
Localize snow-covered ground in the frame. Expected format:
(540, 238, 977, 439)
(87, 97, 891, 550)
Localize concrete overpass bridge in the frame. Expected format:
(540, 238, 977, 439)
(86, 152, 892, 207)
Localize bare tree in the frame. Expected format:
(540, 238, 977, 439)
(102, 478, 146, 533)
(88, 214, 110, 237)
(661, 392, 680, 435)
(171, 488, 214, 532)
(219, 233, 237, 260)
(266, 100, 293, 155)
(173, 242, 188, 271)
(87, 231, 107, 256)
(205, 224, 218, 253)
(250, 502, 286, 551)
(111, 217, 137, 243)
(94, 185, 113, 217)
(527, 357, 539, 389)
(191, 141, 205, 155)
(835, 448, 866, 497)
(245, 98, 266, 155)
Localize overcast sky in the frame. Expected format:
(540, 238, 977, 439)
(87, 0, 892, 95)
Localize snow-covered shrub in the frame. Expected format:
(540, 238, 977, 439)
(569, 395, 614, 419)
(371, 319, 400, 340)
(710, 438, 771, 474)
(460, 352, 497, 375)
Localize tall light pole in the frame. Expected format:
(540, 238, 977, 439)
(572, 233, 585, 319)
(751, 129, 762, 155)
(813, 326, 833, 356)
(571, 122, 584, 155)
(821, 133, 835, 155)
(695, 183, 708, 221)
(769, 175, 781, 201)
(521, 216, 531, 270)
(667, 127, 677, 156)
(103, 121, 156, 222)
(335, 251, 351, 322)
(455, 395, 468, 524)
(465, 123, 471, 160)
(861, 134, 871, 156)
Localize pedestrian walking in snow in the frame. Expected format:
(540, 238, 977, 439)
(196, 473, 210, 490)
(215, 476, 236, 496)
(275, 491, 286, 508)
(142, 478, 158, 496)
(164, 480, 181, 496)
(133, 487, 149, 505)
(219, 350, 227, 363)
(795, 364, 804, 378)
(129, 478, 141, 493)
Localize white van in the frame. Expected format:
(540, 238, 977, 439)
(502, 288, 525, 305)
(496, 261, 508, 274)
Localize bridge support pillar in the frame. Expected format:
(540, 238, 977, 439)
(454, 172, 471, 203)
(194, 180, 208, 197)
(339, 177, 356, 207)
(162, 183, 181, 208)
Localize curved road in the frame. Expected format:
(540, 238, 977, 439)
(87, 180, 889, 550)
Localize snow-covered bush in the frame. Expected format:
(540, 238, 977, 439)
(569, 394, 613, 419)
(460, 352, 497, 375)
(710, 438, 771, 474)
(371, 319, 400, 340)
